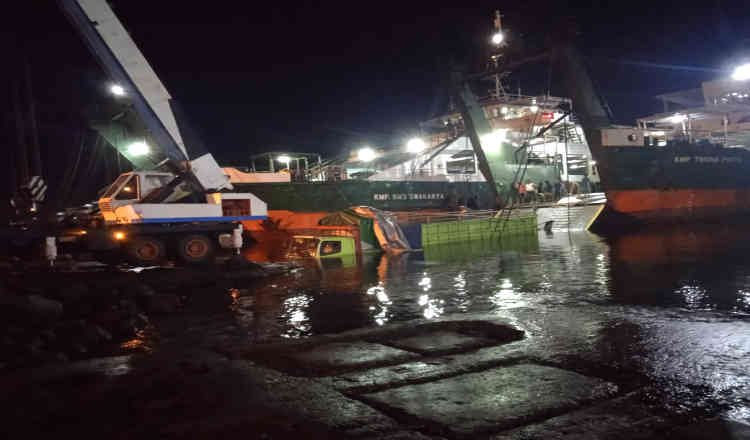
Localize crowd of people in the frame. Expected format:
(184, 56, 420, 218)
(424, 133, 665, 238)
(511, 176, 595, 204)
(447, 176, 598, 210)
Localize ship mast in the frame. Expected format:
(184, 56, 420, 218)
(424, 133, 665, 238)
(490, 10, 508, 101)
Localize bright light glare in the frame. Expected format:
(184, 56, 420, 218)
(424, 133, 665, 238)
(500, 106, 509, 114)
(732, 63, 750, 81)
(277, 155, 291, 164)
(358, 147, 376, 162)
(127, 141, 150, 156)
(113, 232, 125, 240)
(110, 84, 125, 96)
(406, 138, 426, 154)
(670, 114, 687, 124)
(480, 129, 508, 153)
(491, 32, 504, 45)
(529, 105, 539, 113)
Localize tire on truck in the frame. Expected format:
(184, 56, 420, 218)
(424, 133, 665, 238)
(177, 233, 215, 264)
(125, 236, 166, 265)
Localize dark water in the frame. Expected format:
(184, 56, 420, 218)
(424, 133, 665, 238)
(238, 225, 750, 422)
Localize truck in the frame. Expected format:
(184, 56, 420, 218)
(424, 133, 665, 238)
(55, 0, 268, 264)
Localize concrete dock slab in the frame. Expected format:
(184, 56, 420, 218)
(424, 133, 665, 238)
(287, 341, 420, 372)
(387, 330, 495, 355)
(491, 390, 667, 440)
(364, 363, 617, 437)
(323, 340, 529, 393)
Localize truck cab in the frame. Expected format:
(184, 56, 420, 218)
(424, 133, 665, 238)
(285, 235, 356, 259)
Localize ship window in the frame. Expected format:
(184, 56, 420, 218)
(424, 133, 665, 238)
(627, 134, 638, 142)
(320, 241, 341, 256)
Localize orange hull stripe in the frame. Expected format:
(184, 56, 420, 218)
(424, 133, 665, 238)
(608, 189, 750, 213)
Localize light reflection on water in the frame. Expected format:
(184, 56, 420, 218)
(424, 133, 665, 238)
(366, 283, 391, 325)
(280, 294, 312, 338)
(240, 224, 750, 421)
(246, 226, 750, 336)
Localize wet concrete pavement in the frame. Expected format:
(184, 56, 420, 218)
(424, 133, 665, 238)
(5, 306, 749, 439)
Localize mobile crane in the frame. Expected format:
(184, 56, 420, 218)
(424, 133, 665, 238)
(57, 0, 267, 264)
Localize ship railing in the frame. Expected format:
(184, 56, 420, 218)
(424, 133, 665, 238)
(478, 93, 571, 108)
(395, 209, 532, 225)
(369, 167, 447, 180)
(654, 129, 744, 147)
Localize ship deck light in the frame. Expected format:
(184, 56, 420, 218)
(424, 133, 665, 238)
(358, 147, 375, 162)
(731, 63, 750, 81)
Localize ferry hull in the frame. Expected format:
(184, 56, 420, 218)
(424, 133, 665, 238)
(591, 143, 750, 224)
(233, 181, 496, 212)
(608, 189, 750, 222)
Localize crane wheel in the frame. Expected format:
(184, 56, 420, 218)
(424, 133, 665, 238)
(177, 234, 214, 264)
(126, 237, 166, 265)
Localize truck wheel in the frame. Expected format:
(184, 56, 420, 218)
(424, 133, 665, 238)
(126, 237, 166, 265)
(177, 234, 214, 264)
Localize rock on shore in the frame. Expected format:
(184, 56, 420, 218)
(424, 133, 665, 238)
(0, 260, 297, 372)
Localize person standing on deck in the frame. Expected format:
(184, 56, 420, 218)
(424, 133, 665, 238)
(517, 182, 526, 203)
(543, 180, 552, 201)
(525, 181, 536, 204)
(581, 175, 591, 194)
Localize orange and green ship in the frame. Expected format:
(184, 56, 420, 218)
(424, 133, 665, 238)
(583, 72, 750, 224)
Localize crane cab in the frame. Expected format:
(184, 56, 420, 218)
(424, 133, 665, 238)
(98, 171, 188, 222)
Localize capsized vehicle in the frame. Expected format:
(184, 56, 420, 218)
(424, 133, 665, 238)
(285, 235, 357, 260)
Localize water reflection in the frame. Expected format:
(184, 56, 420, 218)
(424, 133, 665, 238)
(280, 294, 312, 338)
(489, 278, 526, 310)
(608, 224, 750, 311)
(454, 272, 469, 311)
(418, 276, 431, 291)
(366, 283, 391, 326)
(246, 224, 750, 339)
(418, 294, 445, 319)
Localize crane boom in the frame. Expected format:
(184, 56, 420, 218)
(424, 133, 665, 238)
(452, 78, 500, 203)
(59, 0, 189, 164)
(551, 45, 614, 136)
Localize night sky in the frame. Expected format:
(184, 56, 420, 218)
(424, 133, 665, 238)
(1, 0, 749, 201)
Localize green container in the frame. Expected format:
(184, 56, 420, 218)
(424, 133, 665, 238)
(421, 214, 536, 247)
(423, 233, 540, 263)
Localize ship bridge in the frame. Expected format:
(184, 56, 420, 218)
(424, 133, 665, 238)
(636, 76, 750, 148)
(406, 92, 594, 185)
